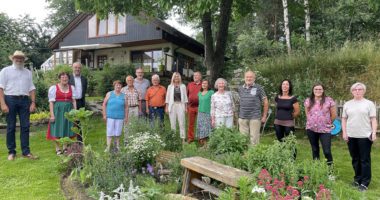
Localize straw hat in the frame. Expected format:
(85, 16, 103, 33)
(9, 50, 28, 61)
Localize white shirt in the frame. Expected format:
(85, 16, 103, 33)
(73, 75, 82, 99)
(0, 65, 36, 95)
(48, 85, 76, 102)
(342, 98, 377, 138)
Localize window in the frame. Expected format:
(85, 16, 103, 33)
(97, 55, 108, 68)
(88, 14, 127, 37)
(131, 50, 163, 72)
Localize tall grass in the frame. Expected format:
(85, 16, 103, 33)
(252, 41, 380, 102)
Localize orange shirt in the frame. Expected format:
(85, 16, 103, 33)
(145, 85, 166, 107)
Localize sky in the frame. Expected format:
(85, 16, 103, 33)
(0, 0, 197, 37)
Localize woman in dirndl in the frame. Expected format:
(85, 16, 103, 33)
(47, 72, 77, 155)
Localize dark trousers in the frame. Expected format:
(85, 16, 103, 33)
(75, 98, 85, 143)
(306, 129, 333, 165)
(274, 124, 293, 142)
(149, 107, 164, 127)
(348, 137, 372, 187)
(5, 95, 31, 155)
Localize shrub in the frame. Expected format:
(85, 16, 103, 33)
(126, 117, 182, 152)
(208, 126, 249, 155)
(125, 132, 165, 169)
(245, 135, 297, 181)
(80, 148, 135, 196)
(94, 64, 136, 95)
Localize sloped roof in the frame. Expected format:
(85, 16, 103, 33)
(48, 13, 204, 55)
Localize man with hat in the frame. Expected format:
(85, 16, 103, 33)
(0, 50, 38, 160)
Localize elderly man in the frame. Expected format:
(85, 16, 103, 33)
(238, 70, 268, 145)
(134, 67, 150, 118)
(186, 71, 202, 143)
(69, 62, 88, 143)
(0, 51, 37, 160)
(145, 74, 166, 127)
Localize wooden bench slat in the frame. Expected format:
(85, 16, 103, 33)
(181, 156, 251, 187)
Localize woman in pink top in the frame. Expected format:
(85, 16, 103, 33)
(304, 83, 336, 166)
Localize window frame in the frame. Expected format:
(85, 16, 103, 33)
(88, 14, 127, 38)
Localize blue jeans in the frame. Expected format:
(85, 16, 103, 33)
(5, 95, 31, 155)
(149, 107, 164, 128)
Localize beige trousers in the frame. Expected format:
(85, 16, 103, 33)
(169, 102, 186, 139)
(238, 118, 261, 145)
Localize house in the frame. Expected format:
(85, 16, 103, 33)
(47, 13, 204, 77)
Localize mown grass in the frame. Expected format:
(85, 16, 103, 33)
(0, 117, 379, 199)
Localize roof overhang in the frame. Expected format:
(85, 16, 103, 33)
(59, 44, 122, 50)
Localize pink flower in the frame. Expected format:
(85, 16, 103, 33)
(265, 185, 273, 191)
(292, 189, 299, 196)
(258, 180, 263, 185)
(297, 180, 303, 187)
(304, 176, 309, 182)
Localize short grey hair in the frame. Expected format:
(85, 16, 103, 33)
(151, 74, 160, 81)
(350, 82, 366, 92)
(214, 78, 228, 89)
(72, 61, 81, 67)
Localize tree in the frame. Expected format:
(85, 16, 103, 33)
(0, 13, 51, 69)
(304, 0, 310, 42)
(45, 0, 78, 31)
(75, 0, 257, 83)
(282, 0, 291, 54)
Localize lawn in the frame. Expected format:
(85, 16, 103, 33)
(0, 116, 379, 199)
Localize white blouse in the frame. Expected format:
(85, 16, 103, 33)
(48, 85, 76, 102)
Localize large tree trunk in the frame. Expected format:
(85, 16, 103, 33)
(304, 0, 311, 42)
(202, 0, 233, 84)
(282, 0, 291, 54)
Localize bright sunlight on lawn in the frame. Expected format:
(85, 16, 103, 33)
(0, 116, 379, 199)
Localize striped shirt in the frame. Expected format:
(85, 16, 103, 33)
(238, 83, 266, 119)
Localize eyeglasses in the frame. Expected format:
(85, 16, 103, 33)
(352, 88, 364, 91)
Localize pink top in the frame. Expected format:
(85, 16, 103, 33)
(304, 97, 335, 133)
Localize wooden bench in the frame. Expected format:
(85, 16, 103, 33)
(181, 156, 251, 197)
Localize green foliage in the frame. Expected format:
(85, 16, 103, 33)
(0, 13, 51, 69)
(93, 64, 136, 95)
(45, 0, 78, 31)
(43, 64, 73, 86)
(218, 187, 236, 200)
(127, 117, 182, 152)
(215, 151, 247, 170)
(29, 111, 50, 123)
(65, 108, 94, 146)
(33, 71, 49, 111)
(208, 126, 249, 155)
(81, 148, 135, 196)
(126, 131, 165, 169)
(245, 135, 297, 180)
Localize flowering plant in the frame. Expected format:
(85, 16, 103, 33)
(251, 169, 332, 200)
(126, 132, 165, 168)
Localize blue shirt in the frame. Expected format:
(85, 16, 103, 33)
(106, 91, 125, 119)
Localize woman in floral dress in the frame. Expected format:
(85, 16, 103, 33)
(196, 79, 214, 146)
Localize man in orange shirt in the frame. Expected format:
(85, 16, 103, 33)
(145, 74, 166, 127)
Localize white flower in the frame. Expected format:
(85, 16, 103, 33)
(251, 186, 266, 193)
(301, 196, 313, 200)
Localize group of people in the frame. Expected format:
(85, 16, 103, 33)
(0, 50, 377, 191)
